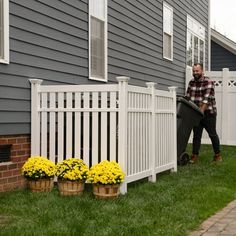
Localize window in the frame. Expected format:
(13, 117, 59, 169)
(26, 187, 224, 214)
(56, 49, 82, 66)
(186, 16, 205, 67)
(89, 0, 107, 81)
(163, 3, 173, 61)
(0, 0, 9, 64)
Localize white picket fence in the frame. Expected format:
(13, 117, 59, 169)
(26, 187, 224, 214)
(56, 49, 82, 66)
(30, 77, 177, 194)
(186, 67, 236, 146)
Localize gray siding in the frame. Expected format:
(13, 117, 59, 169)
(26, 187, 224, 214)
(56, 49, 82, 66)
(108, 0, 209, 91)
(0, 0, 89, 135)
(0, 0, 209, 135)
(211, 41, 236, 71)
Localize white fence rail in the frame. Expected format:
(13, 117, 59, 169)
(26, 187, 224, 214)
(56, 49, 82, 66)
(30, 77, 177, 194)
(186, 67, 236, 146)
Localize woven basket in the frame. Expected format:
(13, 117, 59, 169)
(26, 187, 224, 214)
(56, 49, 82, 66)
(93, 184, 120, 199)
(28, 178, 54, 192)
(58, 180, 84, 196)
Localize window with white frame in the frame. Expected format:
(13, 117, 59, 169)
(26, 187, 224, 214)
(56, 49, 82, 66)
(89, 0, 107, 81)
(186, 16, 205, 67)
(0, 0, 9, 64)
(163, 3, 173, 61)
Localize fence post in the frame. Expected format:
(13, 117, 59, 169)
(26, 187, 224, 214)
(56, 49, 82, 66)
(221, 68, 229, 145)
(29, 79, 43, 156)
(146, 82, 157, 182)
(116, 76, 130, 194)
(168, 86, 177, 172)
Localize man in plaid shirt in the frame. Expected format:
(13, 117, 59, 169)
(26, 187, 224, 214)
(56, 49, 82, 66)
(185, 63, 222, 163)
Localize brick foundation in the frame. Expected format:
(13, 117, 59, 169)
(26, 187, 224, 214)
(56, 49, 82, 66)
(0, 134, 30, 192)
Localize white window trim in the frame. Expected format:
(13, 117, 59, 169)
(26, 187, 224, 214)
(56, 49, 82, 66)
(0, 0, 9, 64)
(163, 2, 173, 61)
(187, 15, 205, 39)
(89, 0, 107, 82)
(186, 15, 205, 69)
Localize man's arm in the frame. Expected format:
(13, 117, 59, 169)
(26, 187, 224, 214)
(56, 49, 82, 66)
(201, 78, 215, 113)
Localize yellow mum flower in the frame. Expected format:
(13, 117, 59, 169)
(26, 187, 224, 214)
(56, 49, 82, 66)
(55, 158, 89, 181)
(21, 156, 56, 180)
(87, 160, 125, 185)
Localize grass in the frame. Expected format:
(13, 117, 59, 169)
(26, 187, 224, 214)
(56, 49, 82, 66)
(1, 145, 236, 236)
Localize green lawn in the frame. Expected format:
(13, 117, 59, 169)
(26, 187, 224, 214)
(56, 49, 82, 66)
(1, 145, 236, 236)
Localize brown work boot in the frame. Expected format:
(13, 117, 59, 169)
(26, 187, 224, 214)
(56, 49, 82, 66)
(189, 154, 198, 164)
(213, 153, 222, 163)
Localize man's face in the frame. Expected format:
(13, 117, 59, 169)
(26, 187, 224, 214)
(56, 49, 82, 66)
(192, 65, 203, 80)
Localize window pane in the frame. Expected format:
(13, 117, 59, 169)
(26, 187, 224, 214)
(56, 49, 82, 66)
(163, 5, 172, 34)
(0, 0, 3, 59)
(91, 17, 105, 79)
(194, 36, 198, 64)
(90, 0, 105, 19)
(163, 33, 172, 59)
(199, 39, 204, 64)
(187, 31, 193, 66)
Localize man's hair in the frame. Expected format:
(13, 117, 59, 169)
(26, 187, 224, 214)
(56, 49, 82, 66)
(193, 63, 203, 69)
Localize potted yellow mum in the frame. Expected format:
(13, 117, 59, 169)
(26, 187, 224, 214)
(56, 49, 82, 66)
(21, 156, 56, 192)
(55, 158, 89, 196)
(87, 160, 125, 199)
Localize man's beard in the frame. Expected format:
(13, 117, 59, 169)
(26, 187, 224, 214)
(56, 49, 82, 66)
(193, 74, 202, 80)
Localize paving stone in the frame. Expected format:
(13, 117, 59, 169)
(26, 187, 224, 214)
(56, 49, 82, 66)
(201, 232, 220, 236)
(207, 222, 226, 232)
(219, 234, 236, 236)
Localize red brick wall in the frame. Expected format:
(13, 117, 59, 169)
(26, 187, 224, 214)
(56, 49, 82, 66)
(0, 134, 30, 192)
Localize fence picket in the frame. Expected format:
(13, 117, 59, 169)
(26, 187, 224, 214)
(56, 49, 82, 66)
(109, 92, 117, 161)
(49, 92, 56, 163)
(41, 92, 48, 157)
(83, 92, 90, 165)
(92, 92, 99, 164)
(74, 92, 81, 158)
(101, 92, 107, 161)
(57, 92, 64, 163)
(66, 92, 73, 158)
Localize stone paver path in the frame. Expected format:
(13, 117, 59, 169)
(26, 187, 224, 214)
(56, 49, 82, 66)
(189, 199, 236, 236)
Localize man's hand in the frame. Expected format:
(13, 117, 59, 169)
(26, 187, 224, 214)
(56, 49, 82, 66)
(200, 102, 207, 113)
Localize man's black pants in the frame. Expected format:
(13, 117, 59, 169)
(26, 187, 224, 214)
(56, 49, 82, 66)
(192, 114, 220, 155)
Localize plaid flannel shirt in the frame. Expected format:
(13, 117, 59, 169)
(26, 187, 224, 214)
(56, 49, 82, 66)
(186, 76, 217, 115)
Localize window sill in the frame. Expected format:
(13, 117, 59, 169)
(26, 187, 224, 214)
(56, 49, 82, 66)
(0, 59, 9, 64)
(163, 56, 173, 62)
(89, 76, 107, 82)
(0, 161, 12, 166)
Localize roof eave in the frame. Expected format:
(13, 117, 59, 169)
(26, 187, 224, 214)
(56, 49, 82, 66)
(211, 28, 236, 55)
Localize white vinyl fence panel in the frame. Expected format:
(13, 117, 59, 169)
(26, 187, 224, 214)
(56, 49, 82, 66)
(30, 77, 177, 194)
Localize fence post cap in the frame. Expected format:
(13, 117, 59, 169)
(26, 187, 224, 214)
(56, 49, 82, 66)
(168, 86, 178, 92)
(146, 82, 156, 88)
(116, 76, 130, 82)
(29, 79, 43, 85)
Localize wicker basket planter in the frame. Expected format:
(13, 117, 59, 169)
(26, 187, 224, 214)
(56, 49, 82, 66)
(28, 178, 54, 192)
(58, 180, 84, 196)
(93, 184, 120, 199)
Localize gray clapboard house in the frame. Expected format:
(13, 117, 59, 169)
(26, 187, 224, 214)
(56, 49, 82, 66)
(211, 28, 236, 71)
(0, 0, 210, 191)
